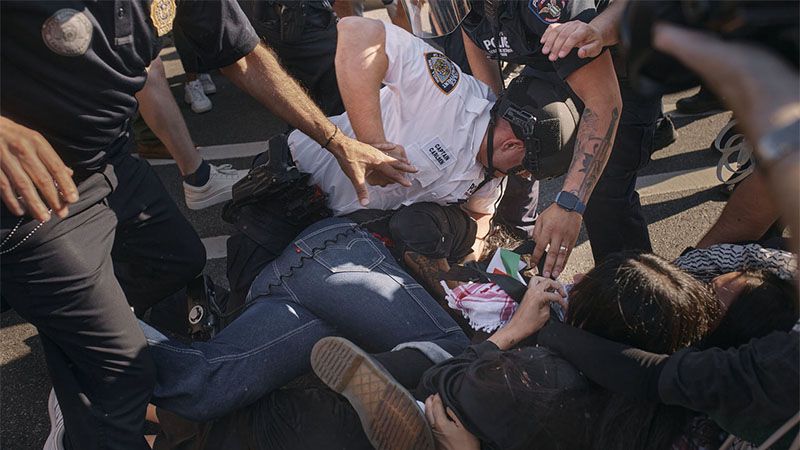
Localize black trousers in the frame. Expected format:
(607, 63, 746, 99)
(583, 82, 660, 261)
(1, 151, 205, 450)
(253, 6, 344, 116)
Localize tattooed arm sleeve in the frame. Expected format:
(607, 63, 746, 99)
(560, 50, 622, 204)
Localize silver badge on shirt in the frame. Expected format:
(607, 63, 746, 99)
(41, 9, 93, 57)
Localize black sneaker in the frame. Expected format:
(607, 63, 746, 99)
(653, 115, 678, 151)
(186, 275, 221, 342)
(310, 337, 435, 450)
(676, 87, 725, 115)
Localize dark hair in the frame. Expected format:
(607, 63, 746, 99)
(567, 252, 720, 353)
(700, 270, 799, 349)
(466, 253, 721, 450)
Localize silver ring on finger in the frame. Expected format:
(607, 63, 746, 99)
(558, 245, 568, 254)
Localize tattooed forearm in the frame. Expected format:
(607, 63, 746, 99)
(565, 107, 620, 201)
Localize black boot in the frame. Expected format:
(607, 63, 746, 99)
(653, 115, 678, 151)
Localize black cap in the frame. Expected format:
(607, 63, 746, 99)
(492, 76, 580, 180)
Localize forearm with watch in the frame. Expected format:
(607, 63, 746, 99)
(531, 52, 621, 278)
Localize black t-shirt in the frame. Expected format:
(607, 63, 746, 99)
(461, 0, 598, 80)
(0, 0, 259, 171)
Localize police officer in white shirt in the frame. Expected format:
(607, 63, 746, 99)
(290, 18, 578, 246)
(224, 17, 579, 308)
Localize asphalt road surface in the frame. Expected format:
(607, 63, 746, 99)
(1, 20, 737, 449)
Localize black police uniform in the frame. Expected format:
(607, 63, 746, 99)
(239, 0, 344, 116)
(0, 2, 259, 449)
(462, 0, 661, 261)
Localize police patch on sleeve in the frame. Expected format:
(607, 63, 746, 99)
(41, 9, 93, 57)
(150, 0, 177, 37)
(422, 137, 455, 170)
(425, 52, 460, 95)
(529, 0, 567, 23)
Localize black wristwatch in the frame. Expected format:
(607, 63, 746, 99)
(555, 191, 586, 215)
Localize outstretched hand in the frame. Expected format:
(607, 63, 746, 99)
(541, 21, 604, 61)
(0, 117, 78, 222)
(331, 136, 417, 206)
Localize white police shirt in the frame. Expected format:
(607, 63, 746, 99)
(289, 22, 504, 217)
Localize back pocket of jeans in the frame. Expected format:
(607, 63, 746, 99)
(299, 237, 385, 273)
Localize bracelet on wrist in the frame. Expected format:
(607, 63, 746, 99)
(323, 126, 339, 149)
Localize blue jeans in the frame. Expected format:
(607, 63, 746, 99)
(143, 218, 469, 421)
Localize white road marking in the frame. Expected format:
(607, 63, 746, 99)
(146, 141, 268, 166)
(201, 235, 229, 260)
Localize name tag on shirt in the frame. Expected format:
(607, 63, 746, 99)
(422, 137, 455, 170)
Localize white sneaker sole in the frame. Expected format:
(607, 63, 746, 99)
(190, 102, 212, 114)
(310, 337, 435, 450)
(184, 188, 232, 210)
(43, 390, 64, 450)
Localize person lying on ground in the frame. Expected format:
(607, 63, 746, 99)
(140, 241, 796, 450)
(310, 253, 798, 450)
(140, 217, 470, 422)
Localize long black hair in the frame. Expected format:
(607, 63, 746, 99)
(468, 253, 721, 450)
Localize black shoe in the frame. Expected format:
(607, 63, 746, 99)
(310, 337, 435, 450)
(186, 275, 221, 342)
(676, 87, 725, 114)
(653, 115, 678, 151)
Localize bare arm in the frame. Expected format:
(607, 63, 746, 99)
(461, 28, 503, 95)
(696, 172, 780, 248)
(560, 52, 622, 202)
(335, 17, 389, 145)
(531, 51, 621, 278)
(652, 23, 800, 250)
(219, 41, 415, 205)
(136, 57, 201, 176)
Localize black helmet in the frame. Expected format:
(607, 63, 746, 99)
(491, 75, 580, 180)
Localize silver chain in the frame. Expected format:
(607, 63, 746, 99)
(0, 209, 52, 255)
